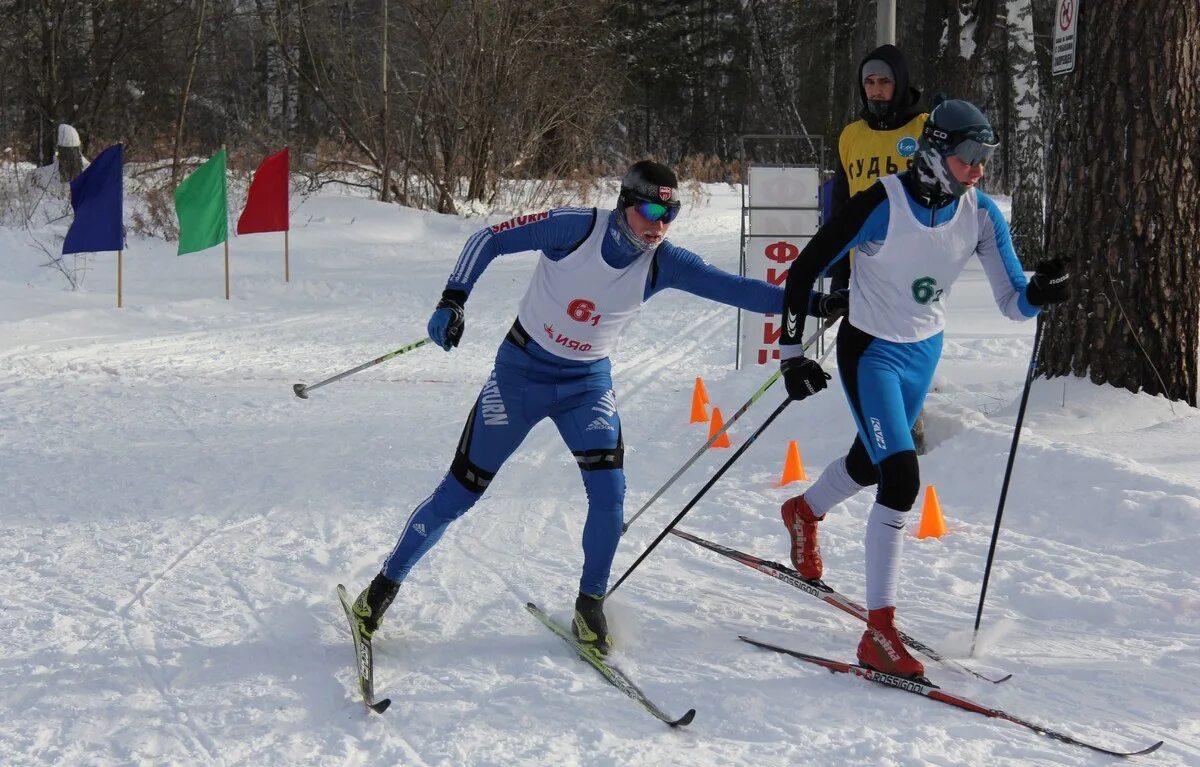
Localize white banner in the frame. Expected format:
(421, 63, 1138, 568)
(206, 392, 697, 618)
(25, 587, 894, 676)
(740, 166, 821, 367)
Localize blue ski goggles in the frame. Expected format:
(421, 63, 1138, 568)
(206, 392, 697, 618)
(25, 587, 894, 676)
(632, 200, 681, 224)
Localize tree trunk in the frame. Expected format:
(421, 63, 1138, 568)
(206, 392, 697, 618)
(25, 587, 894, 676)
(1039, 0, 1200, 405)
(171, 0, 208, 189)
(1005, 0, 1045, 262)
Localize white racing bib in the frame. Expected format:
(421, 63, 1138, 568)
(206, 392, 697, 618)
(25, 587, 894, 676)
(849, 174, 980, 342)
(517, 210, 656, 361)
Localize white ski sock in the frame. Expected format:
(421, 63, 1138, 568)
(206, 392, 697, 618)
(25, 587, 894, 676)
(865, 502, 907, 610)
(804, 457, 869, 517)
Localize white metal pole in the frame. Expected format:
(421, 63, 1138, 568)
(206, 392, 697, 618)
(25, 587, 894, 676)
(876, 0, 896, 46)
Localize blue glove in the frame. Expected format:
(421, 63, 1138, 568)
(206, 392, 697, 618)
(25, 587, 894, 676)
(428, 289, 466, 351)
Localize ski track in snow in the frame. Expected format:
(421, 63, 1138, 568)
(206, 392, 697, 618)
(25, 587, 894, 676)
(1, 187, 1198, 766)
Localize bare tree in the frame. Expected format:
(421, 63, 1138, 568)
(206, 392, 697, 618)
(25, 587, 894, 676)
(1002, 0, 1046, 261)
(171, 0, 208, 187)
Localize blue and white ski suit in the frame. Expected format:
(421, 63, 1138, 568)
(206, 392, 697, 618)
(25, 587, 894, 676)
(780, 171, 1039, 609)
(383, 207, 810, 596)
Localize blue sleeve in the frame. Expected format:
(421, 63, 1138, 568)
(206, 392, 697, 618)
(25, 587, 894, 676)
(446, 207, 597, 295)
(975, 193, 1038, 319)
(645, 242, 788, 314)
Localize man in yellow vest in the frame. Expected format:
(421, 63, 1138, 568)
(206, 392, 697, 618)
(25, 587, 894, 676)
(827, 44, 930, 451)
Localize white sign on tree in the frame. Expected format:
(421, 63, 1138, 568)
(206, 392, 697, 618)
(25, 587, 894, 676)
(1052, 0, 1079, 76)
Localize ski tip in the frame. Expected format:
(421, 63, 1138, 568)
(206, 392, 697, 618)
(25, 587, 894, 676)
(368, 698, 391, 714)
(669, 708, 697, 727)
(1130, 741, 1164, 757)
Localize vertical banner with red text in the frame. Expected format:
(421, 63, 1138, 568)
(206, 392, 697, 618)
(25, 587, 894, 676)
(740, 166, 822, 367)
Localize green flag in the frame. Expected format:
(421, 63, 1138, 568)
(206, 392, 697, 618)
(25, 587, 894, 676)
(174, 149, 228, 255)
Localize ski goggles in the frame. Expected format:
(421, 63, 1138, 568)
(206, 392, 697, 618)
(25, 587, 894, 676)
(927, 124, 1000, 166)
(950, 137, 1000, 166)
(632, 200, 681, 224)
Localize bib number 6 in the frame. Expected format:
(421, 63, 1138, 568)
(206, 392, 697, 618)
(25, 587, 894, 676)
(911, 276, 943, 305)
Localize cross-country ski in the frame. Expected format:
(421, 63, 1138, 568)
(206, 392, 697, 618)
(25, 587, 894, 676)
(670, 527, 1011, 684)
(526, 602, 696, 728)
(740, 635, 1164, 758)
(336, 584, 391, 714)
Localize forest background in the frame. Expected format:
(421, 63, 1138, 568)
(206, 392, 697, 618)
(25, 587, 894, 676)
(0, 0, 1054, 250)
(5, 0, 1198, 407)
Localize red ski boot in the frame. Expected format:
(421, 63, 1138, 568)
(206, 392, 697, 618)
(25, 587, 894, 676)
(856, 607, 925, 679)
(780, 495, 823, 580)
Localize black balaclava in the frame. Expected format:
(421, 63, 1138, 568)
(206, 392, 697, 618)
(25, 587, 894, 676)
(857, 44, 923, 131)
(910, 96, 996, 202)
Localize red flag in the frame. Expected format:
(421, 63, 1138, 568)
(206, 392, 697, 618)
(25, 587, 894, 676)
(237, 148, 289, 234)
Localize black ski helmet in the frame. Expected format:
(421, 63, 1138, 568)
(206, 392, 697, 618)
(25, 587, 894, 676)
(917, 98, 998, 196)
(618, 160, 681, 209)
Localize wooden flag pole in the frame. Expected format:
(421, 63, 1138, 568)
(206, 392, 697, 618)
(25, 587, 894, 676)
(223, 143, 230, 300)
(117, 250, 123, 308)
(284, 228, 290, 283)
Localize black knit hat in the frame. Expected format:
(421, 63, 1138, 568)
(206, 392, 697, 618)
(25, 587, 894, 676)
(618, 160, 680, 208)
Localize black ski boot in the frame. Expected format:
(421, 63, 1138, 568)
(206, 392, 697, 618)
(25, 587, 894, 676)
(352, 573, 400, 640)
(572, 592, 612, 656)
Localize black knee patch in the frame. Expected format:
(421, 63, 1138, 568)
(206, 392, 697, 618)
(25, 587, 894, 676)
(574, 427, 623, 471)
(450, 453, 494, 494)
(846, 437, 879, 486)
(573, 445, 624, 471)
(876, 451, 920, 511)
(449, 402, 494, 494)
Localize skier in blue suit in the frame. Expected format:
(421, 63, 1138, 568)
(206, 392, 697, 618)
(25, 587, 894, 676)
(350, 161, 841, 654)
(776, 100, 1071, 678)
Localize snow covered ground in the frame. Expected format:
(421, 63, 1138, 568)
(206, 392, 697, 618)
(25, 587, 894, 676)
(2, 183, 1198, 766)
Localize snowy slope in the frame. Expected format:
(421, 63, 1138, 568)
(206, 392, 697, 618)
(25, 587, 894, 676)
(1, 185, 1197, 766)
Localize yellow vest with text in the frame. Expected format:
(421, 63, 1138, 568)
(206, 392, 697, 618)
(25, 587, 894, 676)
(838, 113, 929, 197)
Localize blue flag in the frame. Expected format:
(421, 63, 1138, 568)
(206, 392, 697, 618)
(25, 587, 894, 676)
(63, 144, 124, 254)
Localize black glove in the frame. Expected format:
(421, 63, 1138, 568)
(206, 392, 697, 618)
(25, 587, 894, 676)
(815, 289, 849, 320)
(1026, 259, 1070, 307)
(428, 289, 466, 350)
(781, 355, 831, 401)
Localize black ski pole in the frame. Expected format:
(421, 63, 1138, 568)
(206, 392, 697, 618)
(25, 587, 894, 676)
(293, 337, 432, 399)
(605, 396, 792, 600)
(622, 320, 836, 534)
(971, 315, 1045, 654)
(606, 336, 839, 600)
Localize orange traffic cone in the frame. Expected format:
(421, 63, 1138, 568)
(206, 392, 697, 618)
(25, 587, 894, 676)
(690, 377, 709, 423)
(780, 440, 806, 484)
(708, 407, 731, 448)
(916, 484, 947, 539)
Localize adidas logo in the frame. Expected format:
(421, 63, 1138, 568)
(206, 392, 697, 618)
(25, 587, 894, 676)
(414, 523, 427, 536)
(585, 417, 614, 432)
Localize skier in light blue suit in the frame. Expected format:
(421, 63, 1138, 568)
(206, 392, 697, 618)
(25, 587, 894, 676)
(776, 100, 1072, 678)
(350, 161, 840, 654)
